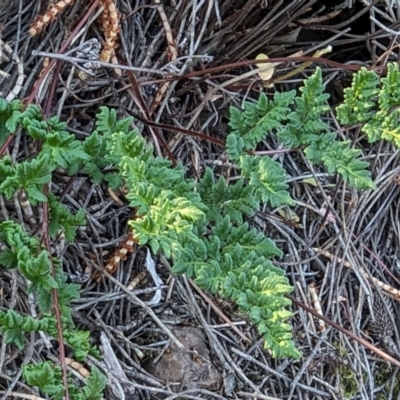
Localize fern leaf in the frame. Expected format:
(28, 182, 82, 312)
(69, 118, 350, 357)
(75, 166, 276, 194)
(23, 362, 64, 397)
(226, 132, 244, 161)
(0, 98, 23, 145)
(82, 366, 107, 400)
(322, 141, 375, 189)
(336, 67, 379, 125)
(41, 132, 91, 172)
(48, 194, 86, 242)
(229, 91, 295, 151)
(241, 155, 294, 207)
(378, 62, 400, 112)
(0, 154, 51, 204)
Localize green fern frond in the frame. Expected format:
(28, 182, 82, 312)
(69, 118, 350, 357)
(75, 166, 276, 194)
(0, 98, 25, 146)
(0, 154, 51, 204)
(277, 67, 331, 147)
(336, 67, 379, 125)
(226, 132, 245, 161)
(82, 366, 108, 400)
(296, 67, 330, 119)
(197, 168, 259, 224)
(322, 141, 376, 189)
(240, 155, 294, 207)
(48, 193, 86, 242)
(228, 91, 295, 151)
(378, 62, 400, 112)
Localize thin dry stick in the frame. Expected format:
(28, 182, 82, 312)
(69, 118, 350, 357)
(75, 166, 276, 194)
(189, 279, 251, 343)
(154, 0, 177, 60)
(288, 293, 400, 368)
(308, 282, 325, 332)
(313, 248, 400, 299)
(31, 50, 168, 75)
(90, 261, 184, 349)
(149, 0, 178, 115)
(0, 39, 25, 101)
(0, 392, 47, 400)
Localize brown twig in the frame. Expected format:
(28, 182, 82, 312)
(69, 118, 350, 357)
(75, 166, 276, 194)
(287, 294, 400, 368)
(313, 248, 400, 299)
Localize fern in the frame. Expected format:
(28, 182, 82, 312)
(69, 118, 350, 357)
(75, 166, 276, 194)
(239, 155, 294, 207)
(0, 310, 56, 349)
(100, 109, 301, 358)
(227, 67, 374, 190)
(337, 62, 400, 149)
(228, 91, 295, 151)
(322, 141, 375, 189)
(23, 362, 107, 400)
(0, 98, 24, 145)
(336, 67, 380, 125)
(0, 154, 52, 204)
(48, 193, 86, 242)
(2, 62, 396, 376)
(197, 168, 259, 224)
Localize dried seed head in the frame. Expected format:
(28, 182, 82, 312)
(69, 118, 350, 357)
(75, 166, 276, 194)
(368, 294, 394, 343)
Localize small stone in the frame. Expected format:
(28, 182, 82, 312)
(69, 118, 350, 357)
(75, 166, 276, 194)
(143, 326, 221, 395)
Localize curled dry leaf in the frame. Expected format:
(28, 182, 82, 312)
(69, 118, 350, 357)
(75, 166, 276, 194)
(255, 53, 275, 82)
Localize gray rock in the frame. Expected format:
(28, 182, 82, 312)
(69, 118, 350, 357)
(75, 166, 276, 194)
(143, 326, 222, 395)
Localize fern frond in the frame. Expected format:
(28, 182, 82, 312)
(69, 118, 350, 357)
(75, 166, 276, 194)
(336, 67, 379, 125)
(0, 154, 51, 204)
(0, 98, 23, 145)
(41, 131, 91, 173)
(48, 193, 86, 242)
(197, 168, 259, 224)
(226, 132, 245, 161)
(228, 91, 295, 151)
(322, 141, 376, 189)
(378, 62, 400, 112)
(296, 67, 330, 120)
(277, 67, 331, 147)
(240, 155, 294, 207)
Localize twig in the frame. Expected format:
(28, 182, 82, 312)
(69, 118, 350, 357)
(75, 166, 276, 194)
(0, 39, 25, 101)
(313, 247, 400, 299)
(189, 279, 251, 344)
(287, 294, 400, 368)
(90, 260, 185, 349)
(31, 49, 168, 75)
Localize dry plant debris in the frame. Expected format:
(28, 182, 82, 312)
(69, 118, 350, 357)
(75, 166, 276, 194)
(0, 39, 24, 101)
(99, 0, 120, 63)
(29, 0, 120, 64)
(29, 0, 75, 36)
(92, 232, 136, 282)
